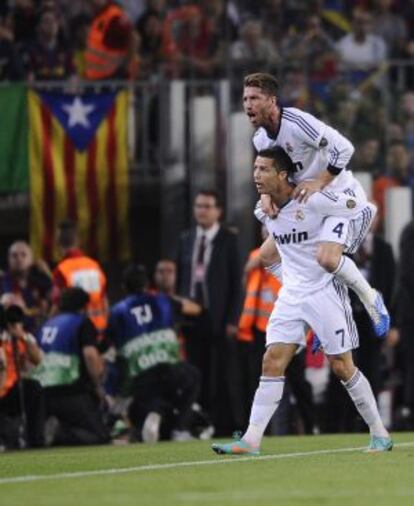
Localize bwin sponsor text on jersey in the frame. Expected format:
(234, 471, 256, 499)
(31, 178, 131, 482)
(273, 229, 309, 245)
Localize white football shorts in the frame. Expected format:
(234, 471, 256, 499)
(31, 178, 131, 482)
(266, 279, 359, 355)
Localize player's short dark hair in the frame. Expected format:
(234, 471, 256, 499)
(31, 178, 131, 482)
(57, 219, 78, 249)
(257, 147, 295, 177)
(59, 287, 89, 312)
(195, 189, 222, 208)
(244, 73, 279, 97)
(122, 264, 148, 294)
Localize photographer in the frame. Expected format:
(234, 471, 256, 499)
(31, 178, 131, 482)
(32, 287, 110, 446)
(0, 305, 45, 449)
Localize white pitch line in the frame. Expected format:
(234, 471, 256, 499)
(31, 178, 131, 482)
(1, 442, 413, 486)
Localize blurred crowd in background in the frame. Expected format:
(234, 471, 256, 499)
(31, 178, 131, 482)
(1, 1, 414, 219)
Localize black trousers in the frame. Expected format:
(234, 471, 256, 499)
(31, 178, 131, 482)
(45, 390, 110, 446)
(400, 323, 414, 412)
(0, 379, 45, 448)
(183, 313, 245, 435)
(129, 362, 200, 435)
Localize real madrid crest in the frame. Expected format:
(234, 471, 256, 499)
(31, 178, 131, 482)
(296, 209, 305, 221)
(285, 142, 294, 153)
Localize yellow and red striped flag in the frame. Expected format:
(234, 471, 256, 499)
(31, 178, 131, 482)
(28, 89, 130, 263)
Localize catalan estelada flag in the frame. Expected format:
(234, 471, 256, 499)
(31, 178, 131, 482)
(28, 89, 130, 263)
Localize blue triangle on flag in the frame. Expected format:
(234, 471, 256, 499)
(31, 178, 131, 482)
(39, 91, 117, 151)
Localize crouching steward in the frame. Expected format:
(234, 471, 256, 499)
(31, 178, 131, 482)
(107, 264, 200, 442)
(32, 288, 110, 446)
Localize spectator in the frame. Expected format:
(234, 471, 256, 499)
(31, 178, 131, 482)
(336, 9, 387, 81)
(85, 0, 140, 81)
(0, 304, 44, 449)
(22, 8, 74, 81)
(153, 259, 201, 319)
(153, 258, 202, 360)
(372, 0, 407, 57)
(176, 189, 243, 435)
(162, 4, 222, 78)
(199, 0, 238, 43)
(230, 20, 279, 75)
(33, 287, 110, 446)
(52, 220, 109, 339)
(0, 241, 52, 333)
(351, 137, 382, 173)
(0, 13, 24, 80)
(373, 141, 414, 230)
(107, 264, 200, 442)
(137, 12, 164, 77)
(135, 0, 167, 35)
(11, 0, 37, 46)
(280, 15, 336, 81)
(259, 0, 288, 47)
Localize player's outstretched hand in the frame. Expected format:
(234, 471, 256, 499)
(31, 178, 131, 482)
(293, 181, 323, 203)
(261, 194, 279, 218)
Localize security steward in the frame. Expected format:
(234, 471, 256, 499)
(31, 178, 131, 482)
(85, 0, 140, 80)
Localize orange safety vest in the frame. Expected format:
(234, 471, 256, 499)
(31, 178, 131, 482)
(0, 336, 26, 398)
(238, 249, 281, 342)
(85, 3, 128, 80)
(55, 256, 108, 332)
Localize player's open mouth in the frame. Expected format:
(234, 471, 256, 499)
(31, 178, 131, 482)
(247, 112, 256, 121)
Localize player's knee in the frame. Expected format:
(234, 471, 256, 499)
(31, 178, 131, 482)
(262, 348, 286, 376)
(328, 356, 354, 381)
(316, 248, 340, 273)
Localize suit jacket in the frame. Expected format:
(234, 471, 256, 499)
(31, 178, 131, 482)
(395, 221, 414, 326)
(176, 225, 242, 336)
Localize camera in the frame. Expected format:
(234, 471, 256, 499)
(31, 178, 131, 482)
(0, 304, 25, 331)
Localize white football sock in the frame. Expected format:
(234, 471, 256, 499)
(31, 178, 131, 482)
(242, 376, 285, 448)
(265, 262, 283, 282)
(342, 369, 389, 438)
(334, 256, 376, 307)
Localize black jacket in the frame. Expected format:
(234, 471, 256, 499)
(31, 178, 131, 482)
(395, 221, 414, 326)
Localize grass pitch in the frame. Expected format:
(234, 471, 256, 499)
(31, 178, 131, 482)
(1, 433, 413, 506)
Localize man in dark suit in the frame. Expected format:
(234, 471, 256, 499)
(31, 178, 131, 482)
(394, 219, 414, 429)
(176, 189, 243, 435)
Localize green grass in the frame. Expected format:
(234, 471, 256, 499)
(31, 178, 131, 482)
(1, 433, 414, 506)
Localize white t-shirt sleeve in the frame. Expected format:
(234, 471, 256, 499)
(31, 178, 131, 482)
(254, 200, 269, 224)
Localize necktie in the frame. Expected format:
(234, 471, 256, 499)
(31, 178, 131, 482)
(194, 235, 206, 305)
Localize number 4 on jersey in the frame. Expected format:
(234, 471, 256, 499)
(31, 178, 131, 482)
(332, 222, 345, 238)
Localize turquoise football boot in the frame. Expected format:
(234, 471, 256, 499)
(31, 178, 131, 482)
(212, 435, 260, 456)
(364, 435, 393, 453)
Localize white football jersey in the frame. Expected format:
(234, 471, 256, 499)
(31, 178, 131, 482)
(256, 191, 369, 303)
(253, 107, 358, 194)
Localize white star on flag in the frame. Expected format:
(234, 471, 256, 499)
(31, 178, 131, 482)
(63, 97, 95, 128)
